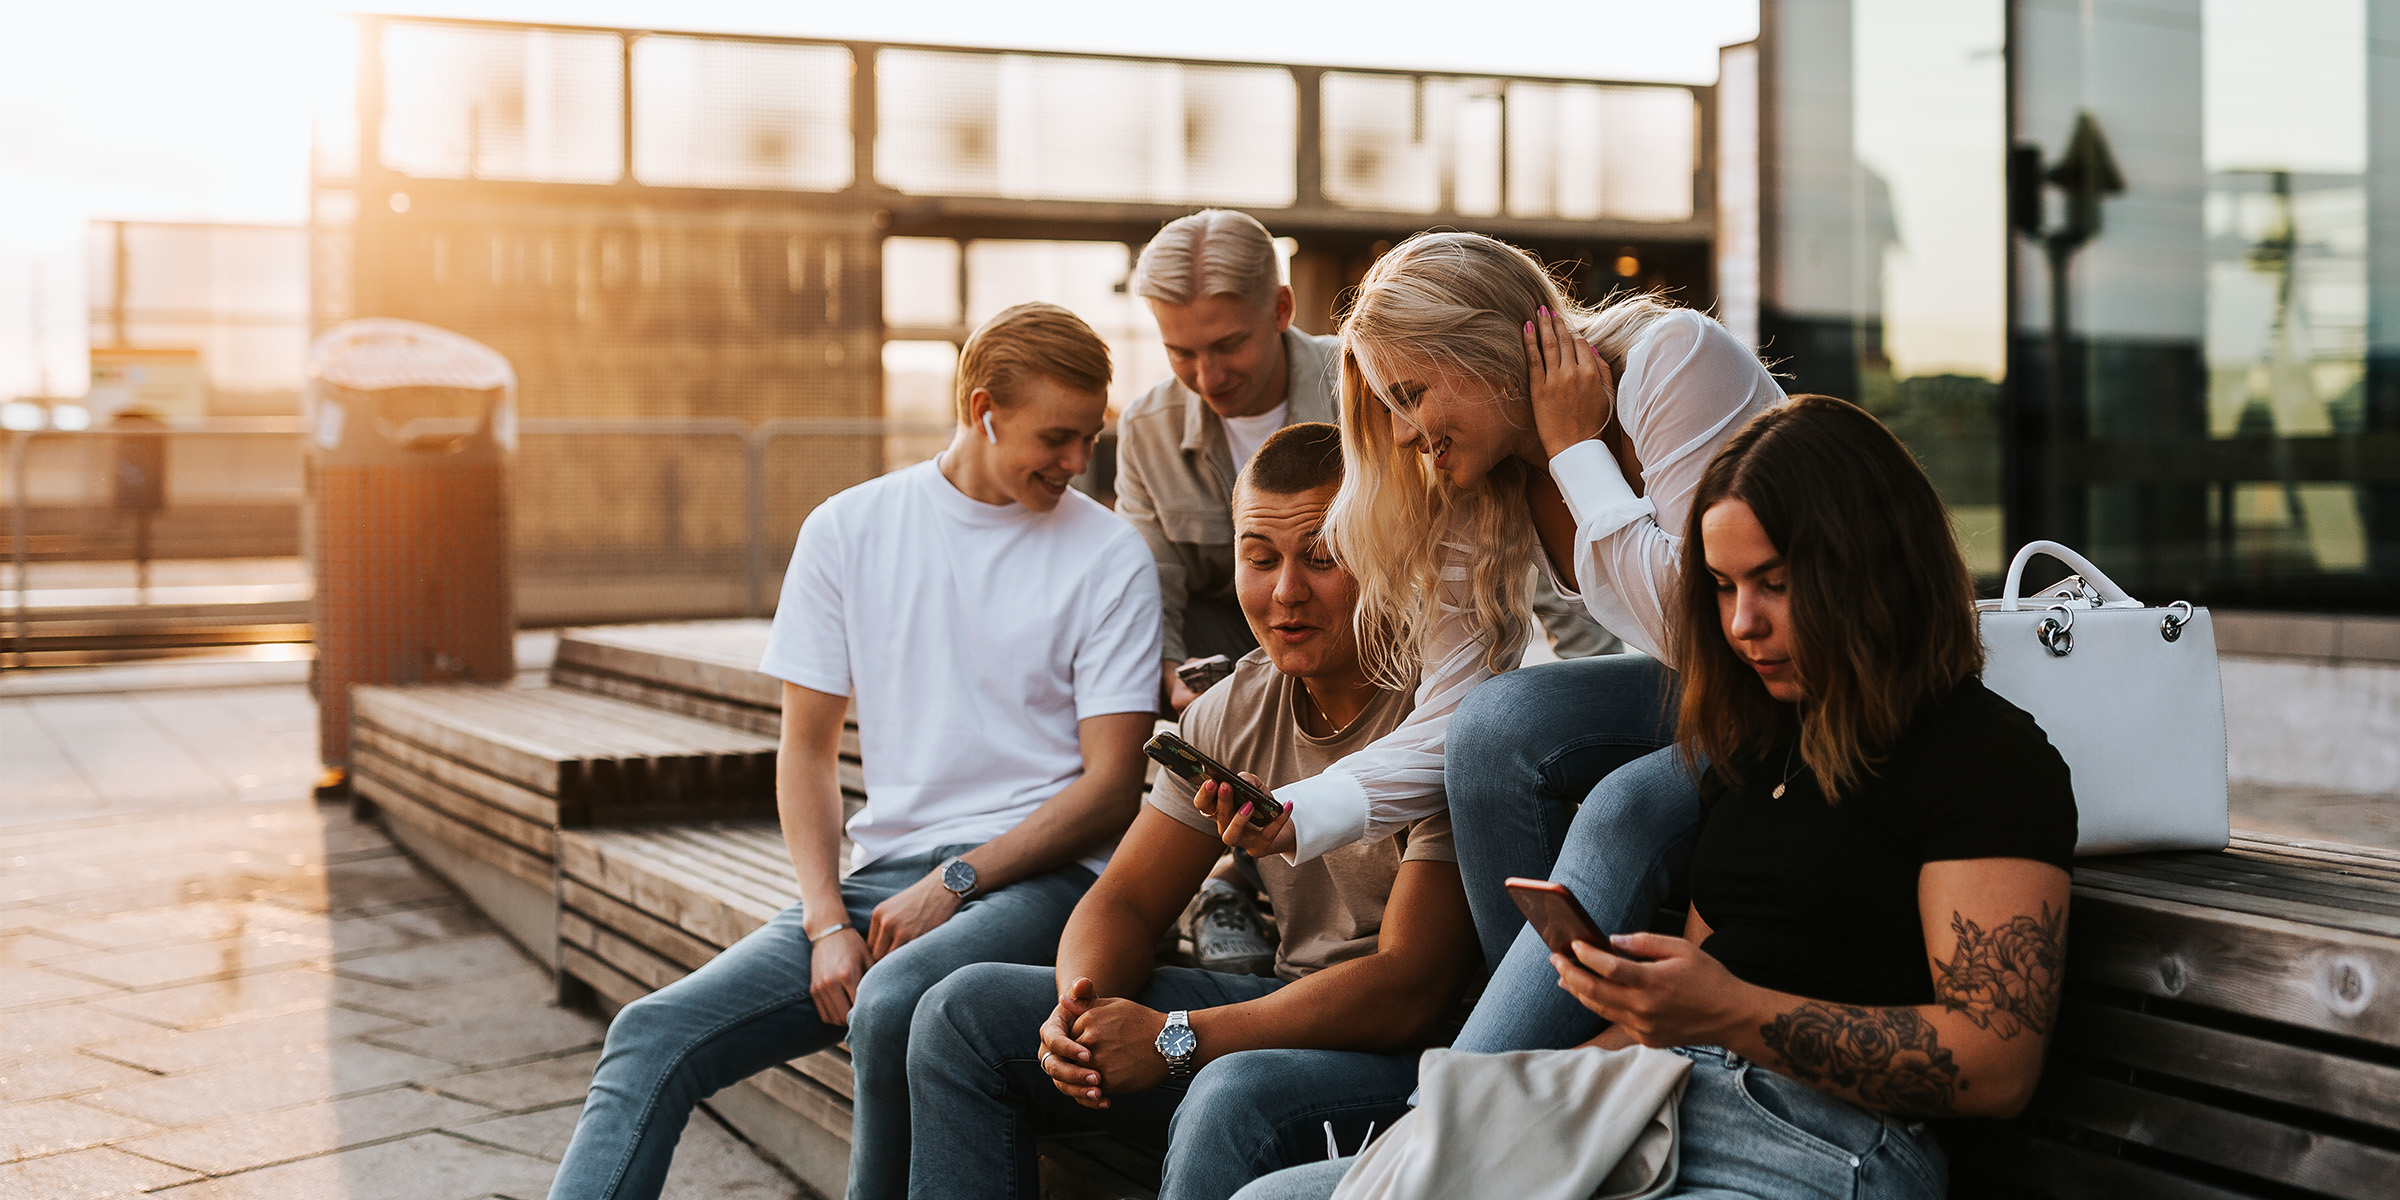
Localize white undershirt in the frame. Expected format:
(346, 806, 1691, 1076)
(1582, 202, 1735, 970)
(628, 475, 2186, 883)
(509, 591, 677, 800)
(1220, 402, 1290, 470)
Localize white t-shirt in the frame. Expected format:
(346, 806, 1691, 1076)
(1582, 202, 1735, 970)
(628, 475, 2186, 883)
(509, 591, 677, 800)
(1220, 401, 1291, 471)
(759, 459, 1162, 874)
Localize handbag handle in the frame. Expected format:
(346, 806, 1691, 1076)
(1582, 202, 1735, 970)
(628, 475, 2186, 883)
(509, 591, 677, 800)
(1999, 540, 2138, 611)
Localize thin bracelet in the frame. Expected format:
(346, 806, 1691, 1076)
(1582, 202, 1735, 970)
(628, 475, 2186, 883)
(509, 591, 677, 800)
(806, 920, 851, 944)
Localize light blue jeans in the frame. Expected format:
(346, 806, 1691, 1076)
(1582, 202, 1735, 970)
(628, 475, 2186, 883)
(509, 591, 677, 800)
(907, 961, 1420, 1200)
(1444, 652, 1681, 974)
(1227, 1047, 1947, 1200)
(547, 844, 1095, 1200)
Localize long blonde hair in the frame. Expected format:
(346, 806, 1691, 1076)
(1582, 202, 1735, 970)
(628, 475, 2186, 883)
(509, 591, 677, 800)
(1327, 231, 1678, 687)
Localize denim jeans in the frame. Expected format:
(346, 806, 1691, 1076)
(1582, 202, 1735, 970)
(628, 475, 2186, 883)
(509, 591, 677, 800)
(547, 845, 1095, 1200)
(908, 961, 1421, 1200)
(1443, 652, 1679, 973)
(1225, 1047, 1946, 1200)
(1449, 745, 1703, 1056)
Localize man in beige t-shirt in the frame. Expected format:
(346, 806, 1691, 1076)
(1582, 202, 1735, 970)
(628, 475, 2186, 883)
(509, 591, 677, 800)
(905, 423, 1480, 1200)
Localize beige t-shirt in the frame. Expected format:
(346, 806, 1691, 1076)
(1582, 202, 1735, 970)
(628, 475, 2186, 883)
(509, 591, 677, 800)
(1149, 650, 1456, 981)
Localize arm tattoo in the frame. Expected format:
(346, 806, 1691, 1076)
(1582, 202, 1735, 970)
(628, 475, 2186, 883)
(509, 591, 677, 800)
(1759, 1005, 1965, 1117)
(1931, 902, 2066, 1039)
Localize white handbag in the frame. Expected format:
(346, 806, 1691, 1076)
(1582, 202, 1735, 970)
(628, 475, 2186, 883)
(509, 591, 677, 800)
(1976, 540, 2229, 856)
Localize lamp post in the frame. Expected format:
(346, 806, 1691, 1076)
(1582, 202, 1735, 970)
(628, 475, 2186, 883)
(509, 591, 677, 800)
(2009, 109, 2125, 546)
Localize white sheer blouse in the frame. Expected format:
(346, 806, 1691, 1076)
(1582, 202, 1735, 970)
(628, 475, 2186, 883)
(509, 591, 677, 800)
(1276, 309, 1784, 862)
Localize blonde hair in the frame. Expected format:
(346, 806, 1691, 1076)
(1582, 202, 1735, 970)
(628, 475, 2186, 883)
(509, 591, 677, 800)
(1327, 231, 1678, 685)
(1130, 210, 1282, 309)
(955, 302, 1112, 422)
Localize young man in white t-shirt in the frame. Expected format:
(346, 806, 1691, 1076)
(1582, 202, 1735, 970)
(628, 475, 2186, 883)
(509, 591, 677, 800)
(549, 303, 1163, 1200)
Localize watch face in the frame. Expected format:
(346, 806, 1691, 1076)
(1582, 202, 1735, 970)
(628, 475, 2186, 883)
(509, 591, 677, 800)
(1157, 1021, 1198, 1060)
(942, 859, 977, 896)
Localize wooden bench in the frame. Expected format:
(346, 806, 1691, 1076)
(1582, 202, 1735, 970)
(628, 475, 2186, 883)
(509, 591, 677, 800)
(549, 619, 781, 736)
(556, 822, 1164, 1200)
(348, 680, 783, 967)
(1954, 833, 2400, 1199)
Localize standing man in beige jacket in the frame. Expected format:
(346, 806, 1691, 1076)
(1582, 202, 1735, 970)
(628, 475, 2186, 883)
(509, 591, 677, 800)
(1117, 210, 1340, 719)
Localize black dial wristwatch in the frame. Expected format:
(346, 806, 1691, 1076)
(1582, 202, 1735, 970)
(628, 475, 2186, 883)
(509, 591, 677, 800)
(938, 856, 980, 903)
(1155, 1010, 1198, 1079)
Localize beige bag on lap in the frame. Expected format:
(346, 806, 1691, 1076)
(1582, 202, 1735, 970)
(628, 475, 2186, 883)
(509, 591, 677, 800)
(1330, 1046, 1691, 1200)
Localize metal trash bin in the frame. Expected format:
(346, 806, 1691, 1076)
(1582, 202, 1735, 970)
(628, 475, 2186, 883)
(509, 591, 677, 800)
(305, 319, 517, 777)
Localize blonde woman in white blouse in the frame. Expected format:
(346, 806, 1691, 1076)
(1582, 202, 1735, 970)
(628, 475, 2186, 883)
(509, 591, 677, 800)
(1214, 232, 1782, 988)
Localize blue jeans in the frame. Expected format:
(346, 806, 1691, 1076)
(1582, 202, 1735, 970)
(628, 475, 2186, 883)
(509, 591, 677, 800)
(547, 845, 1095, 1200)
(1444, 652, 1679, 973)
(1450, 746, 1702, 1055)
(1226, 1047, 1947, 1200)
(908, 962, 1421, 1200)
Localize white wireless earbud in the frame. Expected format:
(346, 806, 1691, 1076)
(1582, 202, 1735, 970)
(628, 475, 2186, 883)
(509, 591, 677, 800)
(982, 411, 999, 445)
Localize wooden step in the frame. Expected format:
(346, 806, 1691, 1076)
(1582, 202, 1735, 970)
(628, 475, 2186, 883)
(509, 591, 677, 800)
(556, 822, 1160, 1200)
(550, 620, 781, 734)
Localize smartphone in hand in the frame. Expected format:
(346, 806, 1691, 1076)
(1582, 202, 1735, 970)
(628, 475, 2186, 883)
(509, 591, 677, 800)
(1505, 877, 1615, 956)
(1143, 731, 1284, 826)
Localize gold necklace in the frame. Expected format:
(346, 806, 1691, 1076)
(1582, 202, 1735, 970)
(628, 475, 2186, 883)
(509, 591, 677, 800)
(1771, 740, 1806, 800)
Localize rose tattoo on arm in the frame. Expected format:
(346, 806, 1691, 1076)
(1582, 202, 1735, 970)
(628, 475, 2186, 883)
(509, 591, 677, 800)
(1931, 902, 2066, 1040)
(1759, 1005, 1966, 1117)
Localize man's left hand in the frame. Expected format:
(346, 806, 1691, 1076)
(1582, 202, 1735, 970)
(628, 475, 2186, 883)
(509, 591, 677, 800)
(1069, 998, 1174, 1095)
(865, 870, 965, 961)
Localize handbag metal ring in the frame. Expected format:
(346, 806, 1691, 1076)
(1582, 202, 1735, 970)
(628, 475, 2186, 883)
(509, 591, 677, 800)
(2161, 600, 2192, 643)
(2038, 604, 2075, 658)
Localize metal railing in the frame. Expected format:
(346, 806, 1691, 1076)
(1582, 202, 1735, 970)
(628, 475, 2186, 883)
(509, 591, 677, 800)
(3, 416, 955, 667)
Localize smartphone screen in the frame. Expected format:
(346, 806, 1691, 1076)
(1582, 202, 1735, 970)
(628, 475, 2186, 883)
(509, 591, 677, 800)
(1143, 732, 1285, 825)
(1504, 877, 1611, 956)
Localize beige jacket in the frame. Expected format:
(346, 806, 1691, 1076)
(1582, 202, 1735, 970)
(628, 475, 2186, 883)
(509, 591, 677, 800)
(1114, 328, 1341, 662)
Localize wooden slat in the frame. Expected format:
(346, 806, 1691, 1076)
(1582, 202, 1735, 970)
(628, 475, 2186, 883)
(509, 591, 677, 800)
(2029, 1071, 2400, 1198)
(358, 774, 553, 888)
(747, 1062, 853, 1142)
(1954, 1126, 2268, 1200)
(2087, 858, 2400, 919)
(561, 877, 721, 972)
(559, 830, 780, 950)
(353, 685, 568, 795)
(2077, 866, 2400, 939)
(561, 909, 689, 994)
(2067, 887, 2400, 1046)
(596, 826, 800, 915)
(552, 665, 782, 736)
(561, 942, 652, 1011)
(354, 744, 556, 858)
(354, 723, 561, 827)
(2060, 1003, 2400, 1134)
(552, 621, 782, 710)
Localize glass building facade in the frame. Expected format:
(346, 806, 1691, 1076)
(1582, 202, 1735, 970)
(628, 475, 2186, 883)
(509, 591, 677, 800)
(1755, 0, 2400, 608)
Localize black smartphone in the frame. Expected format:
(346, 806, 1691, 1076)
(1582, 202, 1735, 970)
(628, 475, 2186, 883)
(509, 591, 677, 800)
(1504, 877, 1616, 956)
(1143, 731, 1284, 826)
(1175, 655, 1236, 695)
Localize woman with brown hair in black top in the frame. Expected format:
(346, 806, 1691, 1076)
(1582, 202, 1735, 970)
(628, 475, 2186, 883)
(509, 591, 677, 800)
(1234, 394, 2076, 1200)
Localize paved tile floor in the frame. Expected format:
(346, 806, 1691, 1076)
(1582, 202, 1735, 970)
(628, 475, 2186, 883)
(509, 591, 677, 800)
(2, 677, 805, 1200)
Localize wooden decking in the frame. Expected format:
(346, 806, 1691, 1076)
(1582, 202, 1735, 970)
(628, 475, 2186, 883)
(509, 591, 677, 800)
(351, 619, 2400, 1200)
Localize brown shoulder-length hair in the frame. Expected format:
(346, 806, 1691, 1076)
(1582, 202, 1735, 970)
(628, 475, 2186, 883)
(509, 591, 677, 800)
(1672, 394, 1983, 800)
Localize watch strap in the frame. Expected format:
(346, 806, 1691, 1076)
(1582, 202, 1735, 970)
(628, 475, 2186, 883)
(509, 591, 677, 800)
(1160, 1009, 1196, 1079)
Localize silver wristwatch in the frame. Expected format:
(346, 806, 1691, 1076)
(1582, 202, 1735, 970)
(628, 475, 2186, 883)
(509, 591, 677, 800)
(1155, 1009, 1198, 1080)
(938, 856, 981, 902)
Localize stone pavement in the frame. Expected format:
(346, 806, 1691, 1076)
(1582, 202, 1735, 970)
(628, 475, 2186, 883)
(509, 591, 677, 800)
(2, 673, 807, 1200)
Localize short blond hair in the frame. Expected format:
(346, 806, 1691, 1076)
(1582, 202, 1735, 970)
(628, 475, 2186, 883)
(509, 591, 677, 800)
(1130, 209, 1281, 310)
(955, 302, 1112, 422)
